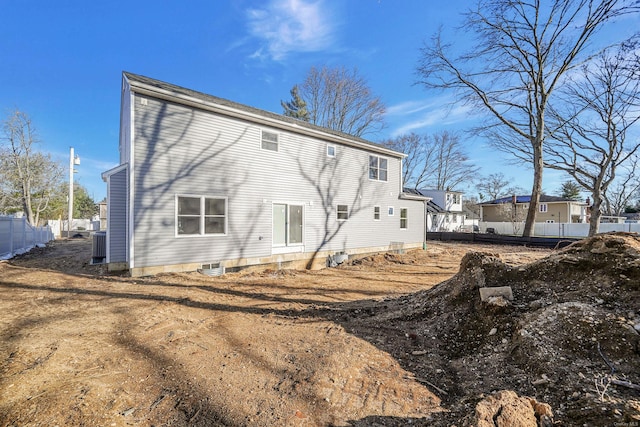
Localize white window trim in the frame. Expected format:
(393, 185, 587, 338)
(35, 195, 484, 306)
(261, 129, 279, 152)
(327, 144, 336, 158)
(388, 206, 394, 216)
(400, 207, 408, 229)
(175, 194, 228, 237)
(337, 204, 349, 221)
(368, 155, 388, 182)
(540, 203, 548, 213)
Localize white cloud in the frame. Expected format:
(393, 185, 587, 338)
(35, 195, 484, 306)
(385, 100, 435, 116)
(387, 97, 480, 137)
(246, 0, 336, 61)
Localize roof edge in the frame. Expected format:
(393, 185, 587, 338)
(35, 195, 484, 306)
(122, 72, 405, 159)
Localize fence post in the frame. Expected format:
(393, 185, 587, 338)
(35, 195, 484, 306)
(9, 218, 14, 257)
(21, 217, 26, 253)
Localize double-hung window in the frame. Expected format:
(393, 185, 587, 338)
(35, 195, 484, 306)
(337, 205, 349, 221)
(400, 208, 408, 229)
(177, 195, 226, 236)
(369, 155, 388, 181)
(374, 206, 381, 220)
(261, 130, 279, 151)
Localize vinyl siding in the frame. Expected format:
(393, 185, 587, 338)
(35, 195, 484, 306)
(108, 167, 128, 263)
(119, 78, 132, 165)
(130, 94, 424, 268)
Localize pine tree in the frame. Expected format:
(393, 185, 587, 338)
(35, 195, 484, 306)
(281, 85, 310, 121)
(559, 180, 582, 201)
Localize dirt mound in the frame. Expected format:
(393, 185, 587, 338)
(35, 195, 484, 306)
(473, 390, 553, 427)
(349, 251, 419, 267)
(339, 233, 640, 425)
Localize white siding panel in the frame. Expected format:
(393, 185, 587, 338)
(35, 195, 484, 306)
(131, 95, 424, 268)
(108, 167, 128, 263)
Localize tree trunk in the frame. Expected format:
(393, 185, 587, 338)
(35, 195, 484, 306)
(21, 182, 35, 225)
(588, 193, 602, 237)
(523, 142, 544, 237)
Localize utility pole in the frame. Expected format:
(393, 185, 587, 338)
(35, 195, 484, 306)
(68, 147, 80, 237)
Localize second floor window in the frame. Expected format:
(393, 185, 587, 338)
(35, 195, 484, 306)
(261, 130, 279, 151)
(369, 155, 388, 181)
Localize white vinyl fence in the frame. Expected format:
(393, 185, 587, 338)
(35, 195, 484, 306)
(47, 219, 100, 237)
(0, 216, 55, 260)
(481, 221, 640, 238)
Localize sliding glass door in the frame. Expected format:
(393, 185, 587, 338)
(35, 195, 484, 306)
(273, 204, 303, 247)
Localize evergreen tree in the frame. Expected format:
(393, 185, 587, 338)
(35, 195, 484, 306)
(73, 184, 97, 218)
(281, 85, 310, 121)
(559, 180, 582, 201)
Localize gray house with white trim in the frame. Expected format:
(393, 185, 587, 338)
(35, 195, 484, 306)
(102, 72, 428, 276)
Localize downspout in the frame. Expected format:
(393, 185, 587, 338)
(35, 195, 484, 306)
(423, 200, 427, 250)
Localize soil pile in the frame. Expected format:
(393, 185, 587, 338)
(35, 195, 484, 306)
(339, 233, 640, 425)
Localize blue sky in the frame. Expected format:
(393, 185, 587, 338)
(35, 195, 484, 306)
(2, 1, 636, 202)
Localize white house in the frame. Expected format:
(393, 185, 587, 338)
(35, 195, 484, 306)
(102, 72, 429, 276)
(408, 189, 466, 232)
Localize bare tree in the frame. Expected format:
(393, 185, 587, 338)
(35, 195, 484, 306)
(497, 200, 527, 235)
(297, 65, 386, 137)
(545, 41, 640, 235)
(475, 172, 527, 201)
(381, 131, 479, 190)
(428, 131, 480, 190)
(0, 110, 64, 225)
(380, 133, 428, 188)
(416, 0, 637, 236)
(602, 157, 640, 215)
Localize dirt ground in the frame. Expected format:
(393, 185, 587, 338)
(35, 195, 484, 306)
(0, 235, 638, 426)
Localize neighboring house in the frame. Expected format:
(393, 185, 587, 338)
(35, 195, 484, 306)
(480, 195, 588, 223)
(407, 189, 465, 232)
(102, 72, 428, 276)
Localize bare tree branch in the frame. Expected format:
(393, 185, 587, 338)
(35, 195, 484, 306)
(416, 0, 639, 236)
(545, 39, 640, 235)
(0, 110, 65, 225)
(381, 131, 479, 190)
(299, 66, 386, 137)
